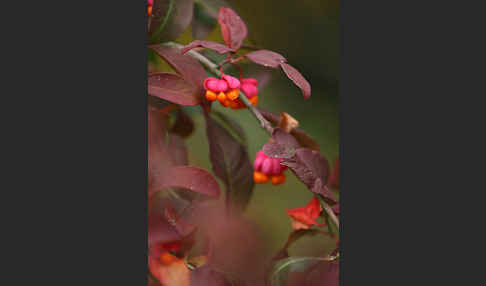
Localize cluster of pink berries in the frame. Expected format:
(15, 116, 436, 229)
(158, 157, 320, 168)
(203, 75, 258, 109)
(253, 150, 287, 185)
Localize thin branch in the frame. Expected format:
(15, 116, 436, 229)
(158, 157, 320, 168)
(238, 94, 274, 133)
(323, 200, 340, 229)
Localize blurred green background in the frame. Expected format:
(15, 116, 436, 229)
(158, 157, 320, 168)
(155, 0, 339, 261)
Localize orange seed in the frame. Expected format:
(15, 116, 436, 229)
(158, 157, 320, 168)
(271, 174, 286, 185)
(226, 89, 239, 100)
(253, 171, 269, 184)
(205, 90, 217, 101)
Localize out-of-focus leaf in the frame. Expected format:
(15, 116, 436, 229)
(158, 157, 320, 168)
(305, 260, 339, 286)
(329, 159, 339, 189)
(148, 107, 171, 194)
(150, 166, 221, 198)
(270, 256, 332, 286)
(148, 72, 201, 106)
(189, 265, 230, 286)
(148, 95, 172, 111)
(198, 0, 232, 17)
(282, 148, 336, 204)
(245, 50, 287, 68)
(170, 109, 195, 138)
(181, 40, 235, 55)
(272, 229, 331, 262)
(291, 129, 320, 152)
(149, 45, 207, 93)
(149, 0, 194, 44)
(167, 134, 188, 165)
(280, 63, 311, 99)
(210, 110, 247, 146)
(258, 108, 320, 151)
(285, 229, 329, 251)
(192, 2, 218, 40)
(244, 66, 274, 91)
(148, 212, 181, 247)
(217, 7, 247, 50)
(205, 115, 254, 214)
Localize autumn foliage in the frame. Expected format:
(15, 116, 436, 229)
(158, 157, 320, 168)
(148, 1, 339, 285)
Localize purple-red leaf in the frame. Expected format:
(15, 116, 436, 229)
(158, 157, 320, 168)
(148, 108, 171, 193)
(332, 204, 340, 216)
(148, 72, 201, 106)
(272, 128, 300, 149)
(153, 166, 221, 198)
(167, 135, 188, 166)
(282, 148, 336, 204)
(149, 0, 194, 43)
(190, 266, 229, 286)
(205, 115, 254, 213)
(148, 212, 181, 247)
(262, 128, 299, 159)
(245, 49, 287, 68)
(258, 108, 320, 151)
(304, 260, 339, 286)
(181, 40, 234, 55)
(280, 62, 311, 99)
(217, 7, 247, 50)
(262, 141, 295, 159)
(149, 45, 207, 91)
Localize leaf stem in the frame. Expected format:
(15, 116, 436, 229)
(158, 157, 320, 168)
(317, 194, 340, 229)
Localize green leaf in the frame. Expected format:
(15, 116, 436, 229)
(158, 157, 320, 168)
(148, 72, 201, 106)
(270, 256, 333, 286)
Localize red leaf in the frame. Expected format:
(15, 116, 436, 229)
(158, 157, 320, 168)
(280, 63, 311, 99)
(149, 45, 207, 91)
(245, 50, 287, 68)
(181, 40, 234, 55)
(148, 72, 201, 106)
(217, 7, 247, 50)
(153, 166, 221, 198)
